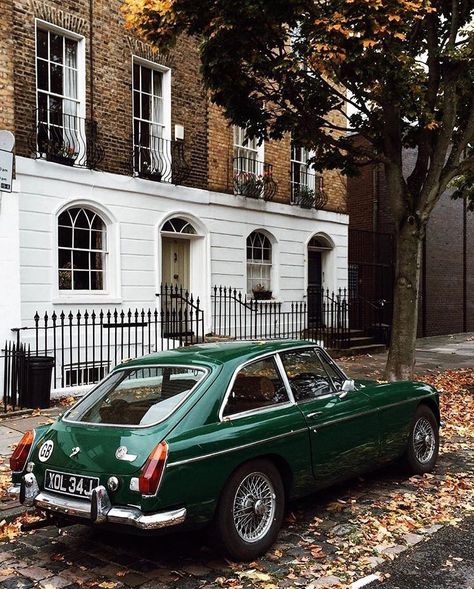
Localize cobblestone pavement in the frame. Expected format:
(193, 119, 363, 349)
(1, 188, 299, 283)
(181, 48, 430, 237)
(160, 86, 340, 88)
(0, 439, 472, 589)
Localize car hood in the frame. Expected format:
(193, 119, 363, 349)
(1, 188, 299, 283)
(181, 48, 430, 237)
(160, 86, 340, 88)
(31, 418, 168, 477)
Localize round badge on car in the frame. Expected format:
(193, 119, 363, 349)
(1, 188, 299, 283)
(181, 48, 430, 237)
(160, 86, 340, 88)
(38, 440, 54, 463)
(115, 446, 128, 460)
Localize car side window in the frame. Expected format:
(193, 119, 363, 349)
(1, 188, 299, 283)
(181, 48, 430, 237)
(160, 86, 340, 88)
(223, 356, 289, 418)
(280, 348, 334, 402)
(316, 351, 344, 391)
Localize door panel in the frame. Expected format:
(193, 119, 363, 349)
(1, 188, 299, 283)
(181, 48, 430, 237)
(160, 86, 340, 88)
(308, 251, 322, 325)
(279, 347, 380, 486)
(162, 237, 190, 289)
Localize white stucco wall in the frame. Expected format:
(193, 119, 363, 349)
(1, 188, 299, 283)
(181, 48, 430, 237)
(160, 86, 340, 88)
(1, 157, 348, 341)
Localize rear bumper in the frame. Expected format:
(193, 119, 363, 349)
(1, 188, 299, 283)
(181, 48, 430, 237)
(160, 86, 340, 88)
(19, 474, 186, 531)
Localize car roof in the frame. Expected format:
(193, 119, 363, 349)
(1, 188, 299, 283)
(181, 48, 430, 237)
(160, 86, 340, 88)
(117, 340, 321, 370)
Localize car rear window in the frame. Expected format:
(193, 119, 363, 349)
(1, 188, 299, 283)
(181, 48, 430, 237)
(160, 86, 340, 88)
(65, 366, 207, 426)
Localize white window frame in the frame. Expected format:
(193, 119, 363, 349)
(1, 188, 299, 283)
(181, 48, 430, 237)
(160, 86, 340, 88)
(132, 57, 172, 175)
(53, 201, 121, 304)
(246, 231, 273, 295)
(233, 126, 264, 174)
(35, 20, 86, 156)
(290, 143, 317, 203)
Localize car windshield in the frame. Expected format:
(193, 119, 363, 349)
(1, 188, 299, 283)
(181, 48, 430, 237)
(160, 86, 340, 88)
(65, 366, 207, 426)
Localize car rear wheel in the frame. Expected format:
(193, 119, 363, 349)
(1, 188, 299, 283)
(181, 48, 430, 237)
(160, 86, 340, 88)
(403, 405, 439, 474)
(215, 459, 284, 561)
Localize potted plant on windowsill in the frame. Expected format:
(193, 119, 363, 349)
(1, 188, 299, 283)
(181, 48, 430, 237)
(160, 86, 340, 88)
(296, 186, 315, 209)
(46, 144, 78, 166)
(252, 283, 273, 300)
(139, 161, 163, 182)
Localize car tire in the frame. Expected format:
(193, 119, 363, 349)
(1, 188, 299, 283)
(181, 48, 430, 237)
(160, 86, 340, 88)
(403, 405, 439, 474)
(215, 459, 285, 561)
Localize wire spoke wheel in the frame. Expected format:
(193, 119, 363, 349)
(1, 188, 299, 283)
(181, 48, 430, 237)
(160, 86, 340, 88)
(413, 416, 436, 464)
(232, 472, 276, 543)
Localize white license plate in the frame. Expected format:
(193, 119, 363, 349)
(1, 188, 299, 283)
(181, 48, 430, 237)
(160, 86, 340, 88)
(45, 470, 99, 498)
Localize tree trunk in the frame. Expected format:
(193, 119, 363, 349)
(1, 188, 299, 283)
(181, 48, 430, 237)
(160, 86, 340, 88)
(385, 220, 424, 381)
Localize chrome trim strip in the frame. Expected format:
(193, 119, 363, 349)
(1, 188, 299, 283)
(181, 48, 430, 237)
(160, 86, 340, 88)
(275, 353, 296, 404)
(34, 491, 186, 530)
(311, 395, 437, 431)
(222, 401, 295, 422)
(63, 364, 210, 429)
(167, 427, 308, 468)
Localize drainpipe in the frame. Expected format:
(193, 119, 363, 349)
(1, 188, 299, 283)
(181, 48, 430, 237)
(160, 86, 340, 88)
(89, 0, 94, 120)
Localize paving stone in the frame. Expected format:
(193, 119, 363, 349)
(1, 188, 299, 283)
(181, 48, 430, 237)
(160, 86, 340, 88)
(37, 576, 71, 589)
(418, 524, 443, 535)
(380, 544, 407, 556)
(119, 572, 148, 587)
(0, 577, 35, 589)
(402, 533, 424, 546)
(180, 564, 211, 577)
(312, 576, 342, 588)
(129, 560, 158, 574)
(110, 553, 139, 567)
(331, 524, 356, 537)
(19, 567, 53, 582)
(19, 535, 51, 548)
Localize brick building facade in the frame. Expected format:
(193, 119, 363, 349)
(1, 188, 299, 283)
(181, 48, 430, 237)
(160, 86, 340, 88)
(0, 0, 349, 390)
(347, 140, 473, 337)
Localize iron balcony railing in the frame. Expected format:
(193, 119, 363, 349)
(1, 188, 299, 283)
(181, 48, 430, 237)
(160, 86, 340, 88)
(290, 165, 327, 209)
(233, 156, 277, 201)
(133, 134, 190, 184)
(31, 108, 104, 169)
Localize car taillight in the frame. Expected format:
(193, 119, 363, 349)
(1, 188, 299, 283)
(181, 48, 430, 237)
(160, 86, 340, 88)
(10, 430, 34, 472)
(139, 441, 168, 496)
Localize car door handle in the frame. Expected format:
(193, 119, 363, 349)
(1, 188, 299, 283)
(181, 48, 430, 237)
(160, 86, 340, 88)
(307, 411, 323, 419)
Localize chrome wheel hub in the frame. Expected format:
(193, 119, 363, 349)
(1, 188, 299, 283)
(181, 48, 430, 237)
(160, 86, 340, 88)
(413, 417, 436, 463)
(233, 472, 276, 543)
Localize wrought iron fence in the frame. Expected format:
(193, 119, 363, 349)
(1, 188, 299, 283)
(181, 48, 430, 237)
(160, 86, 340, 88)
(1, 342, 30, 412)
(133, 133, 190, 184)
(6, 287, 204, 397)
(233, 156, 277, 200)
(30, 108, 104, 169)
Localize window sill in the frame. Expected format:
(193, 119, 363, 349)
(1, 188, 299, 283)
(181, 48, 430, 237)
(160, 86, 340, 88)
(52, 295, 123, 305)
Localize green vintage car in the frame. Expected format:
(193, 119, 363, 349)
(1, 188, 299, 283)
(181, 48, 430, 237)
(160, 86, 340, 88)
(10, 341, 440, 560)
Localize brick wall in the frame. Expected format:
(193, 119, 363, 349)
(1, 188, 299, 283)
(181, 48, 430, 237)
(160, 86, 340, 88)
(10, 0, 208, 188)
(0, 0, 15, 133)
(207, 103, 347, 211)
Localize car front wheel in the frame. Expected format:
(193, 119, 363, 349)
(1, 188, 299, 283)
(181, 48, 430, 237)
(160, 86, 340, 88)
(403, 405, 439, 474)
(215, 459, 284, 561)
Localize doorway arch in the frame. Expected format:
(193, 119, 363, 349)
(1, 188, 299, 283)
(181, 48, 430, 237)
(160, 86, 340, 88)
(307, 233, 334, 325)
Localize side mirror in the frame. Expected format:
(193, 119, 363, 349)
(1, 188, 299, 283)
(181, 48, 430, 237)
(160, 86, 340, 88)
(339, 379, 356, 398)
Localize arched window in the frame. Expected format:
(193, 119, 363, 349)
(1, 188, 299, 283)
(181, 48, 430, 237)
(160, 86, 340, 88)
(58, 207, 107, 290)
(161, 217, 197, 235)
(247, 231, 272, 294)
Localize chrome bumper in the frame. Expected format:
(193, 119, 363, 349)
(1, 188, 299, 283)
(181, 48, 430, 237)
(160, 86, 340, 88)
(19, 475, 186, 531)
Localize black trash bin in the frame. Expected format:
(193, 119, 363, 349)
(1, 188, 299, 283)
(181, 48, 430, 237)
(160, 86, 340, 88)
(23, 356, 55, 409)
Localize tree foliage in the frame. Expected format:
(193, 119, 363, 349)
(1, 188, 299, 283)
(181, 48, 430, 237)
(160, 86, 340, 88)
(122, 0, 474, 378)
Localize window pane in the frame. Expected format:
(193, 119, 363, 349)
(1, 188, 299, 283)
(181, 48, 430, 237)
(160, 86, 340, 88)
(59, 270, 71, 290)
(73, 271, 90, 290)
(91, 271, 103, 290)
(281, 349, 334, 401)
(37, 29, 48, 59)
(66, 366, 208, 426)
(73, 228, 90, 250)
(50, 63, 63, 95)
(90, 251, 103, 271)
(133, 63, 140, 90)
(153, 70, 163, 97)
(58, 226, 72, 248)
(37, 60, 49, 91)
(65, 38, 77, 68)
(133, 91, 140, 118)
(317, 352, 344, 390)
(141, 92, 151, 121)
(58, 248, 71, 269)
(223, 357, 288, 417)
(50, 33, 63, 64)
(73, 249, 89, 270)
(141, 66, 151, 93)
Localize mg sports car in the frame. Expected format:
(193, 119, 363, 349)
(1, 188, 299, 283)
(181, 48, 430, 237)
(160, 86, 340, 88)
(10, 340, 440, 560)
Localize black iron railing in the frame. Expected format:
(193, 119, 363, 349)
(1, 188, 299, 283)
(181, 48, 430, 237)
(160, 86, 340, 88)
(31, 108, 104, 169)
(290, 167, 327, 209)
(7, 294, 204, 397)
(1, 342, 30, 411)
(133, 134, 190, 184)
(233, 156, 277, 200)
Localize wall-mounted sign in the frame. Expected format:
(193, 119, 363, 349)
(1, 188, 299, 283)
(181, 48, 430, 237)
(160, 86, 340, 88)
(0, 150, 14, 193)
